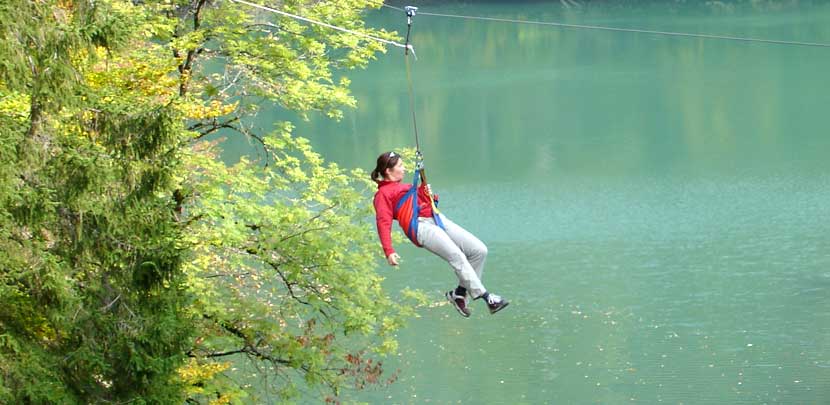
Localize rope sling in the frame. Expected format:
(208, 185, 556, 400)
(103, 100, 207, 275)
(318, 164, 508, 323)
(394, 6, 446, 246)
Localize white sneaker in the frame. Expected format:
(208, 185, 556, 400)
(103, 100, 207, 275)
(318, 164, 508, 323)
(484, 293, 509, 314)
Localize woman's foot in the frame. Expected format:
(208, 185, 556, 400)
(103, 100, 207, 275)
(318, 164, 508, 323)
(481, 292, 509, 314)
(445, 290, 471, 318)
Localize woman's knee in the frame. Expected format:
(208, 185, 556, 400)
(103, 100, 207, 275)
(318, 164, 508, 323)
(471, 242, 488, 259)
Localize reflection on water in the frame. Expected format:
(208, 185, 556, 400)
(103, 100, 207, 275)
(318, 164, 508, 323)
(228, 1, 830, 402)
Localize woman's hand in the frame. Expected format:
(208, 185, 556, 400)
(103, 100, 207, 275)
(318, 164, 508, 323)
(386, 253, 400, 266)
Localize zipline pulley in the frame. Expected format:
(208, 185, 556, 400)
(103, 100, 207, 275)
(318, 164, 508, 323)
(405, 6, 418, 19)
(404, 6, 418, 56)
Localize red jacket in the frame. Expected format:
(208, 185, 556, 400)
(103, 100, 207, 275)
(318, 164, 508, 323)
(373, 179, 436, 257)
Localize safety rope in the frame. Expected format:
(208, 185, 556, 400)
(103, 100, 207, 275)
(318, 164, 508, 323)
(402, 6, 424, 176)
(402, 6, 438, 210)
(229, 0, 409, 49)
(382, 3, 830, 48)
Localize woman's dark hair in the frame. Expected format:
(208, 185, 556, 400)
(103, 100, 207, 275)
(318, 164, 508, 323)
(371, 151, 401, 182)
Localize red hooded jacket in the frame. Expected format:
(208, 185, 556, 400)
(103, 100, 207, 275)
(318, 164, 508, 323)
(373, 179, 436, 257)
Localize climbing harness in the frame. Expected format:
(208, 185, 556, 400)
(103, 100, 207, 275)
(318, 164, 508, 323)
(394, 6, 446, 247)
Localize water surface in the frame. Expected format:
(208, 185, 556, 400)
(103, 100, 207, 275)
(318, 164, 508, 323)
(236, 1, 830, 402)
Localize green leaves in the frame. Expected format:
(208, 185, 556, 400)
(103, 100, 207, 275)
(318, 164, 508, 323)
(2, 0, 416, 402)
(180, 123, 416, 401)
(1, 1, 192, 402)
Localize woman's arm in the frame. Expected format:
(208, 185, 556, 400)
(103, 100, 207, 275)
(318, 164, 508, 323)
(373, 192, 396, 259)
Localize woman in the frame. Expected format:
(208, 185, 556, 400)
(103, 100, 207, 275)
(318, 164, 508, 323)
(371, 151, 509, 317)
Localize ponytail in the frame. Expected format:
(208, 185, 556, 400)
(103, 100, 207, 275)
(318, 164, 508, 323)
(371, 151, 400, 183)
(370, 168, 382, 182)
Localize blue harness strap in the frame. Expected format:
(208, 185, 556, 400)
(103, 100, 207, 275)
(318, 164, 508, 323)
(393, 169, 445, 246)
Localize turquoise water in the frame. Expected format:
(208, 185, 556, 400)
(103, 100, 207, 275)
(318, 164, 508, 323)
(233, 1, 830, 402)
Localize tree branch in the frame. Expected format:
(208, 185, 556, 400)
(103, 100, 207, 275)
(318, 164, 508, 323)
(202, 272, 251, 279)
(178, 0, 209, 97)
(190, 117, 241, 139)
(199, 349, 246, 358)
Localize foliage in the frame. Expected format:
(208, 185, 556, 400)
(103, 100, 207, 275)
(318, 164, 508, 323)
(1, 0, 418, 403)
(167, 0, 416, 401)
(0, 0, 192, 402)
(180, 128, 416, 402)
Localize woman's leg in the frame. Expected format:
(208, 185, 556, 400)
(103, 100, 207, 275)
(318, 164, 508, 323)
(416, 217, 486, 298)
(438, 216, 488, 285)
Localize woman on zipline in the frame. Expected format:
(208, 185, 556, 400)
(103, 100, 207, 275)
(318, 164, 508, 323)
(371, 151, 509, 317)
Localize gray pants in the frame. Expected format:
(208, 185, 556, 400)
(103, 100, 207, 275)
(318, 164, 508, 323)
(416, 216, 488, 298)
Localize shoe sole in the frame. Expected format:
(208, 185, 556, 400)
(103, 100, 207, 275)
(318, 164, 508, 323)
(489, 301, 510, 315)
(445, 291, 471, 318)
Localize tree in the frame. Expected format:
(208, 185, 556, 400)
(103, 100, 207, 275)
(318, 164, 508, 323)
(167, 0, 423, 401)
(1, 0, 421, 403)
(1, 0, 193, 403)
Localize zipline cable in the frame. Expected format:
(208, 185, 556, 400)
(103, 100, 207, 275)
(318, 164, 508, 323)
(228, 0, 430, 178)
(382, 3, 830, 48)
(229, 0, 409, 49)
